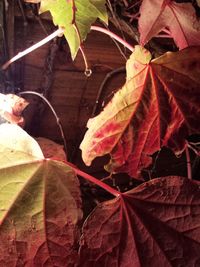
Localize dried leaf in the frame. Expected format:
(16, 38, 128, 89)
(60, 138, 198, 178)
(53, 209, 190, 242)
(139, 0, 200, 49)
(0, 94, 28, 126)
(80, 46, 200, 178)
(79, 176, 200, 267)
(0, 125, 82, 266)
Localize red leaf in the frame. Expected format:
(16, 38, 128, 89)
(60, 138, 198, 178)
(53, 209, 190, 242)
(80, 46, 200, 178)
(79, 176, 200, 267)
(139, 0, 200, 49)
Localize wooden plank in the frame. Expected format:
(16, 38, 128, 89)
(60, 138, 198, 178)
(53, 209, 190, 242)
(6, 0, 15, 58)
(34, 70, 125, 144)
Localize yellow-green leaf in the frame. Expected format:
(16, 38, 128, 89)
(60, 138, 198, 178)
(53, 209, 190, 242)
(0, 123, 44, 168)
(39, 0, 108, 58)
(0, 124, 82, 265)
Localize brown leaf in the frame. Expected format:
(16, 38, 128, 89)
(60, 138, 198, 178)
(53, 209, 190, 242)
(80, 46, 200, 178)
(0, 94, 29, 126)
(79, 176, 200, 267)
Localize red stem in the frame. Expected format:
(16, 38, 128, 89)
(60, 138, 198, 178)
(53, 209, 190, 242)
(66, 161, 121, 197)
(91, 26, 134, 52)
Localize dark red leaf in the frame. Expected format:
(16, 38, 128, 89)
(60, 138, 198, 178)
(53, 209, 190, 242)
(80, 46, 200, 178)
(79, 176, 200, 267)
(139, 0, 200, 49)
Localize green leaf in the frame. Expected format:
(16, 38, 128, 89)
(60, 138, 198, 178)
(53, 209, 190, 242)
(0, 124, 82, 265)
(39, 0, 108, 58)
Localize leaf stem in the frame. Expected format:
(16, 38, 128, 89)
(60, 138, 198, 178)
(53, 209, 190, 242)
(91, 26, 134, 52)
(1, 28, 64, 70)
(1, 25, 134, 70)
(185, 143, 192, 179)
(67, 161, 121, 197)
(79, 46, 92, 77)
(19, 91, 68, 158)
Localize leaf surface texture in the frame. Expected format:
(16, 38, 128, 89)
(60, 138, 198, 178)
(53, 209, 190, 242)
(79, 176, 200, 266)
(80, 46, 200, 178)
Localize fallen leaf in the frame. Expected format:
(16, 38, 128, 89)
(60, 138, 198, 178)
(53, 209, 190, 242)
(80, 46, 200, 178)
(139, 0, 200, 49)
(0, 126, 82, 266)
(79, 176, 200, 267)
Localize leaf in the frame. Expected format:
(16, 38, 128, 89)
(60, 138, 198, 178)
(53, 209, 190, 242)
(0, 126, 82, 266)
(0, 94, 28, 126)
(139, 0, 200, 49)
(79, 176, 200, 267)
(0, 123, 44, 168)
(80, 46, 200, 178)
(35, 137, 67, 161)
(39, 0, 108, 58)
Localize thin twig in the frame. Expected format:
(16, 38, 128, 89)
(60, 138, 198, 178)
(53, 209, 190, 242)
(104, 1, 128, 60)
(187, 143, 200, 156)
(128, 1, 142, 10)
(185, 143, 192, 179)
(102, 22, 127, 60)
(19, 91, 68, 158)
(92, 66, 125, 116)
(17, 0, 28, 25)
(155, 34, 172, 38)
(188, 141, 200, 146)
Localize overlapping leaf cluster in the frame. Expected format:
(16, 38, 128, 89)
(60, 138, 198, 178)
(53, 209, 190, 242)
(1, 0, 200, 266)
(1, 125, 200, 265)
(80, 0, 200, 178)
